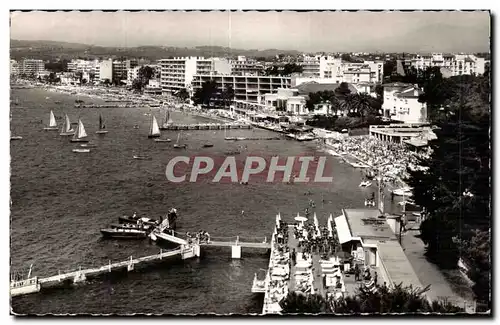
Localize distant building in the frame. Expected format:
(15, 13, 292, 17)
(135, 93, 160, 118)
(67, 59, 100, 76)
(263, 88, 308, 115)
(296, 56, 384, 85)
(382, 82, 427, 124)
(10, 60, 19, 75)
(230, 56, 264, 76)
(405, 53, 486, 76)
(112, 59, 138, 84)
(127, 66, 141, 86)
(96, 59, 113, 82)
(19, 59, 45, 77)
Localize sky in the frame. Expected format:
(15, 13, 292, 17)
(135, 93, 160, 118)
(10, 11, 491, 53)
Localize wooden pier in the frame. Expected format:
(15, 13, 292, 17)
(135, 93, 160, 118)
(159, 123, 252, 131)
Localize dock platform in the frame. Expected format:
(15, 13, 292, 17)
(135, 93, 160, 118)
(159, 123, 252, 131)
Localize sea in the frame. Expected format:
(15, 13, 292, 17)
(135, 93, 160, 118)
(9, 88, 404, 315)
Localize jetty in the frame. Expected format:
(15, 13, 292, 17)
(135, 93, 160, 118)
(224, 136, 283, 141)
(160, 123, 252, 131)
(10, 246, 199, 297)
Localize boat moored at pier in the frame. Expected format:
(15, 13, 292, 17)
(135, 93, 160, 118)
(100, 228, 148, 239)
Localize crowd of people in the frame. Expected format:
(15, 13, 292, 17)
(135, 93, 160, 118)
(186, 231, 211, 244)
(326, 135, 432, 187)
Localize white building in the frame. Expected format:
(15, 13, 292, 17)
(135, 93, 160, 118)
(407, 53, 486, 76)
(230, 56, 264, 76)
(159, 57, 232, 95)
(19, 59, 45, 77)
(296, 57, 384, 85)
(96, 59, 113, 82)
(127, 66, 141, 86)
(10, 60, 19, 75)
(382, 82, 427, 124)
(67, 59, 100, 75)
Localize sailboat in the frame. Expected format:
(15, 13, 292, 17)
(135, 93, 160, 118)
(173, 132, 186, 149)
(160, 109, 174, 130)
(96, 114, 108, 134)
(70, 119, 89, 143)
(43, 110, 59, 131)
(60, 114, 75, 136)
(148, 115, 161, 138)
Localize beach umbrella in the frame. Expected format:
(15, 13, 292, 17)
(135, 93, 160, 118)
(276, 213, 281, 229)
(327, 214, 334, 237)
(295, 215, 308, 222)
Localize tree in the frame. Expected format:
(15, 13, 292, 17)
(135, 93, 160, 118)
(193, 80, 219, 108)
(406, 74, 490, 271)
(279, 292, 329, 314)
(351, 93, 377, 122)
(280, 283, 464, 314)
(132, 66, 156, 92)
(176, 88, 190, 102)
(221, 85, 235, 109)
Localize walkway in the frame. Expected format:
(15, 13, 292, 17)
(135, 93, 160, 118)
(400, 229, 475, 306)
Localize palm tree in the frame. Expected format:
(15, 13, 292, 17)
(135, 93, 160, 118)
(340, 93, 356, 117)
(352, 93, 375, 123)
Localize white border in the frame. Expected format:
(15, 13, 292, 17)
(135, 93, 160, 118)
(2, 2, 497, 325)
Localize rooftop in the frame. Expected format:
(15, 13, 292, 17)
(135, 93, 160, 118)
(343, 209, 397, 240)
(295, 81, 358, 96)
(395, 87, 423, 99)
(370, 240, 425, 290)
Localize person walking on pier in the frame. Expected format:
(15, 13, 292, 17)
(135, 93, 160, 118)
(291, 249, 297, 266)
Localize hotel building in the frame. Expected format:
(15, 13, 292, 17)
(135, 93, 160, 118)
(158, 57, 232, 95)
(405, 53, 486, 76)
(19, 59, 45, 77)
(382, 82, 427, 124)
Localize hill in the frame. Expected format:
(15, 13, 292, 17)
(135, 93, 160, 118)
(10, 40, 301, 62)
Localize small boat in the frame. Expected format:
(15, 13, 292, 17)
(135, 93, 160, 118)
(60, 114, 75, 136)
(10, 136, 23, 141)
(43, 110, 59, 131)
(110, 223, 153, 232)
(133, 155, 151, 160)
(203, 143, 214, 148)
(80, 143, 97, 148)
(173, 133, 186, 148)
(392, 187, 414, 197)
(118, 215, 159, 227)
(160, 109, 174, 129)
(133, 125, 139, 129)
(364, 199, 375, 207)
(72, 148, 91, 153)
(154, 138, 171, 143)
(100, 228, 147, 239)
(10, 264, 40, 297)
(95, 114, 108, 134)
(70, 119, 89, 143)
(148, 114, 161, 138)
(359, 181, 372, 187)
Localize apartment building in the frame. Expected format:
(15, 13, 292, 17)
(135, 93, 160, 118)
(297, 56, 384, 85)
(67, 59, 100, 75)
(406, 53, 486, 76)
(191, 74, 291, 103)
(96, 59, 113, 82)
(112, 59, 138, 84)
(127, 66, 141, 86)
(382, 82, 427, 124)
(230, 56, 264, 76)
(159, 57, 232, 95)
(10, 60, 19, 75)
(19, 59, 45, 77)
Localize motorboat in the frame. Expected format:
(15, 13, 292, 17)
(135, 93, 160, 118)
(392, 187, 413, 197)
(80, 143, 97, 148)
(100, 228, 147, 239)
(109, 223, 153, 232)
(10, 136, 23, 141)
(118, 215, 159, 227)
(203, 143, 214, 148)
(133, 155, 151, 160)
(359, 181, 372, 187)
(364, 199, 376, 207)
(72, 148, 91, 153)
(154, 138, 171, 142)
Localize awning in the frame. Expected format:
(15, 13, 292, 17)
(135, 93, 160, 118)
(334, 214, 353, 244)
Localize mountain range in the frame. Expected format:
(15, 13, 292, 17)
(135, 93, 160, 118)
(10, 39, 302, 62)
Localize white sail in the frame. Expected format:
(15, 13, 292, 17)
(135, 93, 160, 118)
(49, 111, 57, 127)
(176, 133, 181, 144)
(65, 114, 73, 132)
(150, 116, 161, 136)
(73, 119, 87, 140)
